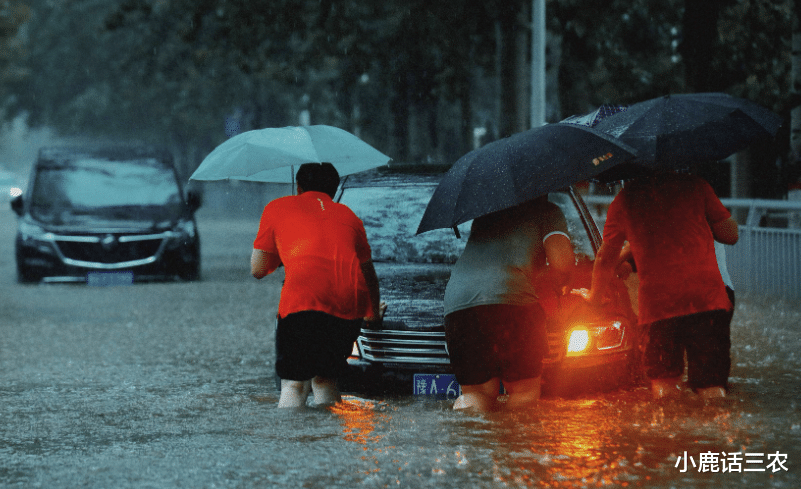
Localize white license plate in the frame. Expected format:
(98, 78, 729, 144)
(87, 271, 134, 286)
(413, 374, 461, 398)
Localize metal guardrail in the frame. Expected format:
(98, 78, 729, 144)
(582, 195, 801, 300)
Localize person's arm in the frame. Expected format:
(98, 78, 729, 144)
(360, 260, 385, 322)
(586, 238, 624, 306)
(615, 241, 635, 279)
(543, 232, 575, 294)
(712, 217, 739, 245)
(251, 249, 282, 279)
(701, 178, 739, 245)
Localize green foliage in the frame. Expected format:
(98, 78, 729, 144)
(551, 0, 685, 114)
(5, 0, 798, 192)
(0, 0, 30, 103)
(717, 0, 792, 113)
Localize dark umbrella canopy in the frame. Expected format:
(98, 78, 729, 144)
(416, 123, 637, 234)
(592, 93, 782, 172)
(561, 104, 628, 128)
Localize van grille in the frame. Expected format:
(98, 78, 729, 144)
(57, 237, 163, 264)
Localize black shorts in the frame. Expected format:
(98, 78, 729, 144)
(641, 309, 731, 390)
(275, 311, 362, 381)
(444, 304, 547, 386)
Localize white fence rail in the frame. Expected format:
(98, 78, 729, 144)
(582, 195, 801, 301)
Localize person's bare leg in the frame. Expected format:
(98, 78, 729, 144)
(453, 378, 500, 412)
(502, 377, 541, 410)
(278, 379, 311, 408)
(311, 376, 341, 406)
(651, 376, 683, 400)
(697, 386, 726, 399)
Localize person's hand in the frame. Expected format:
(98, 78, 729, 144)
(571, 288, 607, 307)
(571, 288, 591, 301)
(364, 301, 387, 325)
(615, 261, 633, 280)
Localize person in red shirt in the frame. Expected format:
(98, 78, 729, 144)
(251, 163, 384, 408)
(584, 171, 739, 400)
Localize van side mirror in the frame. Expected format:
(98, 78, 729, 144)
(10, 194, 23, 217)
(186, 190, 202, 213)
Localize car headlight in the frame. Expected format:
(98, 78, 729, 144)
(179, 219, 196, 239)
(350, 341, 361, 359)
(164, 220, 196, 248)
(18, 220, 54, 242)
(565, 321, 624, 356)
(17, 220, 57, 255)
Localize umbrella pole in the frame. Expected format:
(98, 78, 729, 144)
(291, 165, 295, 195)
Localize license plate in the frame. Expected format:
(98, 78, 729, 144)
(413, 373, 461, 398)
(87, 271, 134, 286)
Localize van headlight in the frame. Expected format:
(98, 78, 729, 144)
(18, 221, 57, 255)
(566, 321, 624, 356)
(19, 220, 51, 241)
(164, 220, 196, 249)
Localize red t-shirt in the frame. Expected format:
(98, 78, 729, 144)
(603, 173, 732, 325)
(253, 191, 373, 320)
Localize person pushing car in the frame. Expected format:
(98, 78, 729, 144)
(251, 162, 385, 408)
(581, 170, 738, 401)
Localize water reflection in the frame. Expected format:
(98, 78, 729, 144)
(1, 268, 798, 488)
(329, 397, 386, 445)
(363, 385, 798, 488)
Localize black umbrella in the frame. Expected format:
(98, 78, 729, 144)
(416, 122, 637, 235)
(592, 93, 782, 173)
(561, 104, 628, 128)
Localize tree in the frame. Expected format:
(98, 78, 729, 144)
(790, 0, 801, 183)
(0, 1, 30, 110)
(714, 0, 794, 197)
(551, 0, 685, 118)
(9, 0, 798, 193)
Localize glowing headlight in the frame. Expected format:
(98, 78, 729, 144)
(596, 321, 624, 350)
(566, 321, 624, 356)
(350, 341, 361, 358)
(567, 328, 591, 353)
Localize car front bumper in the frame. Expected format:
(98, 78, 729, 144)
(15, 233, 199, 283)
(345, 347, 641, 397)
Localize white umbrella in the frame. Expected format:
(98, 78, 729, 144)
(190, 125, 391, 184)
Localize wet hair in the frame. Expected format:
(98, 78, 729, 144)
(295, 162, 340, 198)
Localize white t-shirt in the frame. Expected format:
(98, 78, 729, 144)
(715, 241, 733, 290)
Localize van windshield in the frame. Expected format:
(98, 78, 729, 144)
(30, 157, 183, 224)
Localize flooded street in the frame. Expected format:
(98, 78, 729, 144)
(1, 209, 799, 488)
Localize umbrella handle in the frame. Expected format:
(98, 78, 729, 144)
(452, 226, 461, 239)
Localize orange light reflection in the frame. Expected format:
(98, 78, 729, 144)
(489, 400, 634, 488)
(329, 396, 386, 446)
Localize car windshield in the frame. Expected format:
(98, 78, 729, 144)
(340, 183, 470, 263)
(30, 157, 183, 224)
(339, 179, 596, 264)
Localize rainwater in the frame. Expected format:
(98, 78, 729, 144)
(1, 211, 799, 488)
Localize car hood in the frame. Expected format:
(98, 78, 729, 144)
(26, 214, 182, 234)
(375, 262, 451, 332)
(374, 259, 637, 334)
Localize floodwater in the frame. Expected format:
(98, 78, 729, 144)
(1, 210, 800, 488)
